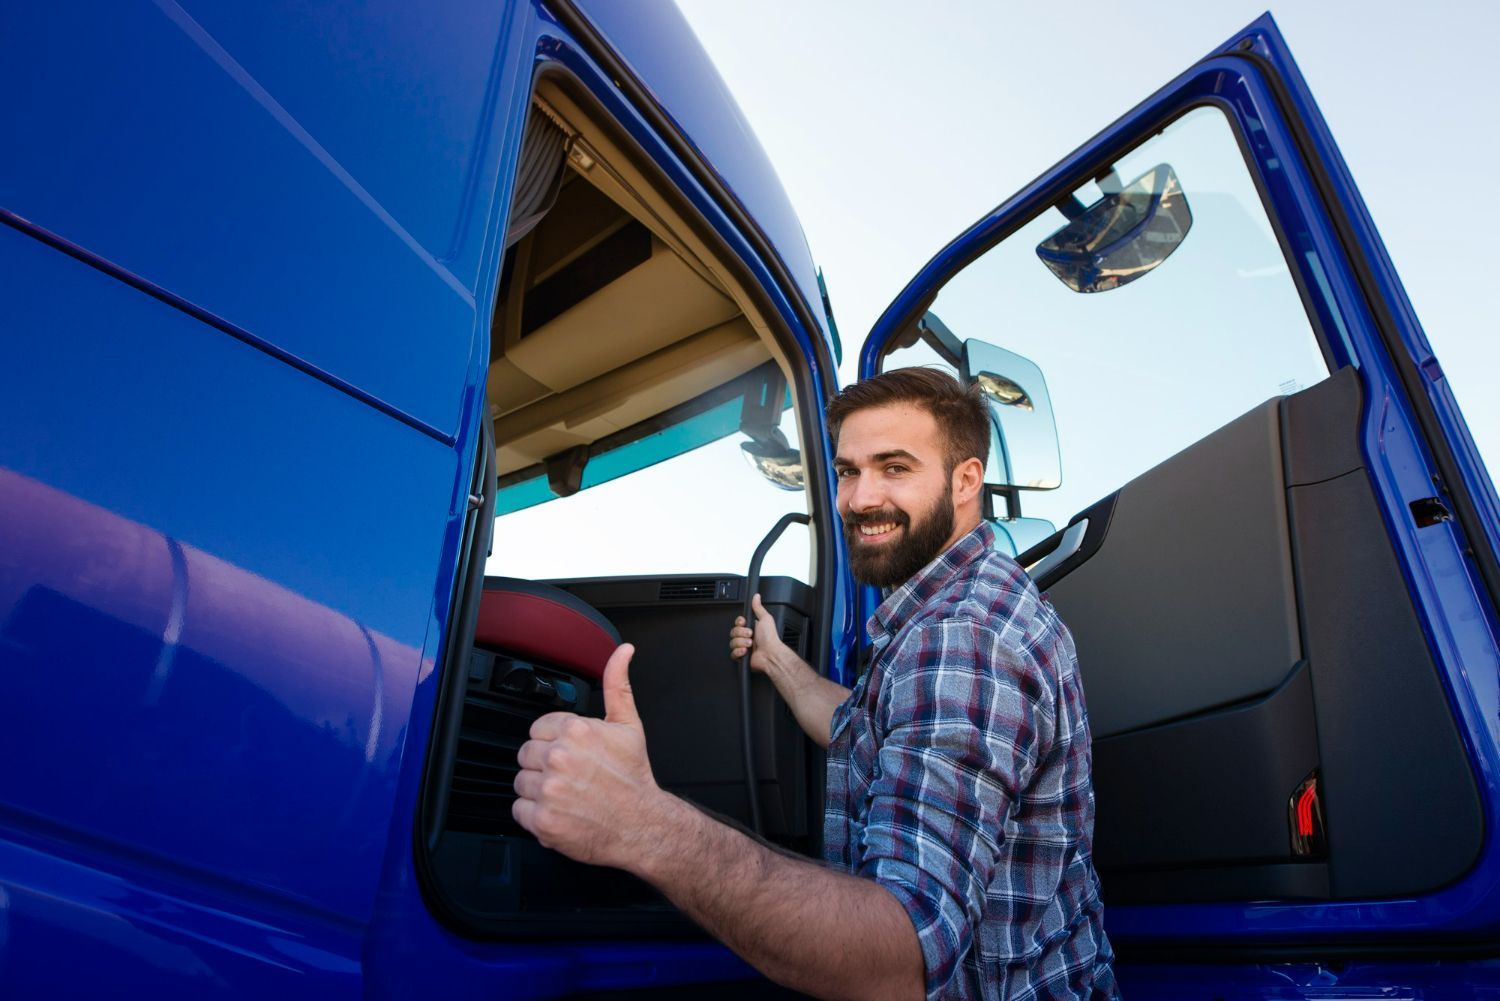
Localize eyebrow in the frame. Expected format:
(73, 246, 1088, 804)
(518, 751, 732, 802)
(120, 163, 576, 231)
(833, 449, 923, 468)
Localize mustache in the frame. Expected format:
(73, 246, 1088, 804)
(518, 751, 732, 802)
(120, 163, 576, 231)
(843, 508, 909, 529)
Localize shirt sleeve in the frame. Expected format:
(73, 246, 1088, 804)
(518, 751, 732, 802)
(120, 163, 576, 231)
(856, 616, 1056, 999)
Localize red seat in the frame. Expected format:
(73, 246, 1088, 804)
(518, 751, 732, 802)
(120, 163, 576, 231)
(475, 577, 620, 682)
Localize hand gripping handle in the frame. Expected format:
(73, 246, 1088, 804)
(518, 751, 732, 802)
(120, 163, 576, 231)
(739, 512, 811, 836)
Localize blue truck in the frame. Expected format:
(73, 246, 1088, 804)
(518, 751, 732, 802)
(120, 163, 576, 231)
(2, 2, 1498, 997)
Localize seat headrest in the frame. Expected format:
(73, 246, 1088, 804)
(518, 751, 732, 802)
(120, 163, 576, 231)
(476, 577, 620, 681)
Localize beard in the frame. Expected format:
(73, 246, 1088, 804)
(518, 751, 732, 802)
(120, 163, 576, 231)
(843, 481, 956, 589)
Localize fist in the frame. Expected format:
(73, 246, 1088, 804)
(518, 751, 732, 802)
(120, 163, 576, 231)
(511, 644, 666, 869)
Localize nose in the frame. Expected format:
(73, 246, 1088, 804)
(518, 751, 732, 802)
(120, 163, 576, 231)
(842, 470, 885, 514)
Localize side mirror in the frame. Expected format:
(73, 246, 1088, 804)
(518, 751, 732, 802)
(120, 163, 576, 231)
(740, 430, 805, 491)
(739, 363, 804, 491)
(960, 340, 1061, 491)
(1036, 163, 1192, 294)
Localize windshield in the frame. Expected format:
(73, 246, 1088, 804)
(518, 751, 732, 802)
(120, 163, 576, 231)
(490, 385, 811, 581)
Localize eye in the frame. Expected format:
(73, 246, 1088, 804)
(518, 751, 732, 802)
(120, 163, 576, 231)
(885, 464, 908, 475)
(835, 467, 857, 479)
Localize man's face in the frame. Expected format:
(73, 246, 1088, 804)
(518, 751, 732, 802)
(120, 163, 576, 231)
(834, 403, 959, 588)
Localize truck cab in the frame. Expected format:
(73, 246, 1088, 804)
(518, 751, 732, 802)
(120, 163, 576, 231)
(1, 1, 1497, 997)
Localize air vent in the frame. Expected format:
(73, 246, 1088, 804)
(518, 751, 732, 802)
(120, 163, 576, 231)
(448, 733, 526, 836)
(780, 620, 804, 656)
(447, 673, 597, 836)
(446, 697, 532, 836)
(658, 580, 716, 601)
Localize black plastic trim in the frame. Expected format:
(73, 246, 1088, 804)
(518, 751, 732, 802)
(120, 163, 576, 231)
(1016, 491, 1119, 592)
(414, 411, 498, 918)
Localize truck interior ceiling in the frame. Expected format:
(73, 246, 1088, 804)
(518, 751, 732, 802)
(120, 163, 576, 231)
(419, 76, 828, 937)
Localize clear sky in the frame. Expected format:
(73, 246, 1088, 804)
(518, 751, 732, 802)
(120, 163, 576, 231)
(674, 0, 1499, 481)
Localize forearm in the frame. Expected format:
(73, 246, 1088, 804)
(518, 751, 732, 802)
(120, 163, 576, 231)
(633, 795, 924, 1001)
(763, 654, 849, 749)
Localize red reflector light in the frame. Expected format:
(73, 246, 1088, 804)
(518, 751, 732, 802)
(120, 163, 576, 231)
(1288, 772, 1325, 857)
(1296, 783, 1317, 838)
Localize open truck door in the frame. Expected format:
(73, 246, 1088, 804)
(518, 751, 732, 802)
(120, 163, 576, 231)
(861, 13, 1500, 994)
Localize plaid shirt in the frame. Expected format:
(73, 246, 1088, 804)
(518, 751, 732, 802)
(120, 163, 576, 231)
(825, 521, 1118, 1000)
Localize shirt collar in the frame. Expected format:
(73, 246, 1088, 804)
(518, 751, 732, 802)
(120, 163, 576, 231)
(868, 520, 997, 642)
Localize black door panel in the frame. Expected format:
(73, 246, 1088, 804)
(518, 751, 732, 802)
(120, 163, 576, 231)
(1047, 400, 1302, 739)
(1036, 368, 1482, 903)
(1092, 661, 1325, 902)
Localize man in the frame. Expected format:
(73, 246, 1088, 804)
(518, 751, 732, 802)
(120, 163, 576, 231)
(512, 368, 1117, 1000)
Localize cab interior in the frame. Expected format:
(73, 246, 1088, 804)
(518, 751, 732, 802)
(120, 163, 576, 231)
(421, 78, 828, 936)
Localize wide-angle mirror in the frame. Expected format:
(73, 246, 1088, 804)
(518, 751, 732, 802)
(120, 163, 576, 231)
(1036, 163, 1192, 293)
(960, 339, 1062, 491)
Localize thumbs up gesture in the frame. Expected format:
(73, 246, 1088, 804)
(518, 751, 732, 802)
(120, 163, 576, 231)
(512, 644, 666, 869)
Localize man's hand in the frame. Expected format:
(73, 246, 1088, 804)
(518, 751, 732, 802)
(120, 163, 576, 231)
(729, 593, 850, 749)
(728, 593, 795, 675)
(511, 643, 672, 870)
(514, 640, 925, 1000)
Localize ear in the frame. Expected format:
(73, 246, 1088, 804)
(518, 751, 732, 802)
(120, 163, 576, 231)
(951, 456, 985, 509)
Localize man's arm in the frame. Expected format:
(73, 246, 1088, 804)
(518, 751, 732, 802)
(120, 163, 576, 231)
(730, 593, 850, 748)
(636, 794, 923, 1001)
(513, 645, 923, 1001)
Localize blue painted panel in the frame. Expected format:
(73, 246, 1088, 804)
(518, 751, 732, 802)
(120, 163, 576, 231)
(175, 0, 508, 271)
(0, 2, 490, 437)
(1117, 959, 1500, 998)
(0, 835, 361, 997)
(0, 221, 459, 938)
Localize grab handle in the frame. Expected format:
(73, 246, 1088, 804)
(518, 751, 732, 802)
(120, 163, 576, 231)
(739, 512, 811, 836)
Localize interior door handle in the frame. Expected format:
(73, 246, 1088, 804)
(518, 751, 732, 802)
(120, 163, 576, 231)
(1025, 517, 1089, 583)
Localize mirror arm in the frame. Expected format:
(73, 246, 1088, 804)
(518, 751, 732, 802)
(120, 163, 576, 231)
(739, 362, 787, 442)
(1056, 195, 1087, 221)
(917, 312, 964, 369)
(544, 445, 589, 498)
(983, 484, 1023, 521)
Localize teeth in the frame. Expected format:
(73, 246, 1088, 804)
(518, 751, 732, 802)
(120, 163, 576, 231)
(859, 523, 896, 537)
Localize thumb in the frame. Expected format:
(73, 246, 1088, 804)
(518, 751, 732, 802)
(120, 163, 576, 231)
(602, 643, 641, 726)
(751, 593, 772, 624)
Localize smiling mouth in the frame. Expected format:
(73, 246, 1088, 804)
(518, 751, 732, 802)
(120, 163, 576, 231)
(856, 522, 900, 541)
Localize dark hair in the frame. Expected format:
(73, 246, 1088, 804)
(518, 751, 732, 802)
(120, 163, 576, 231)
(825, 367, 990, 473)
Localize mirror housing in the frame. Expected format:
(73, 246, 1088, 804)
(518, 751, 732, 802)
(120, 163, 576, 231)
(1036, 163, 1192, 293)
(740, 430, 805, 491)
